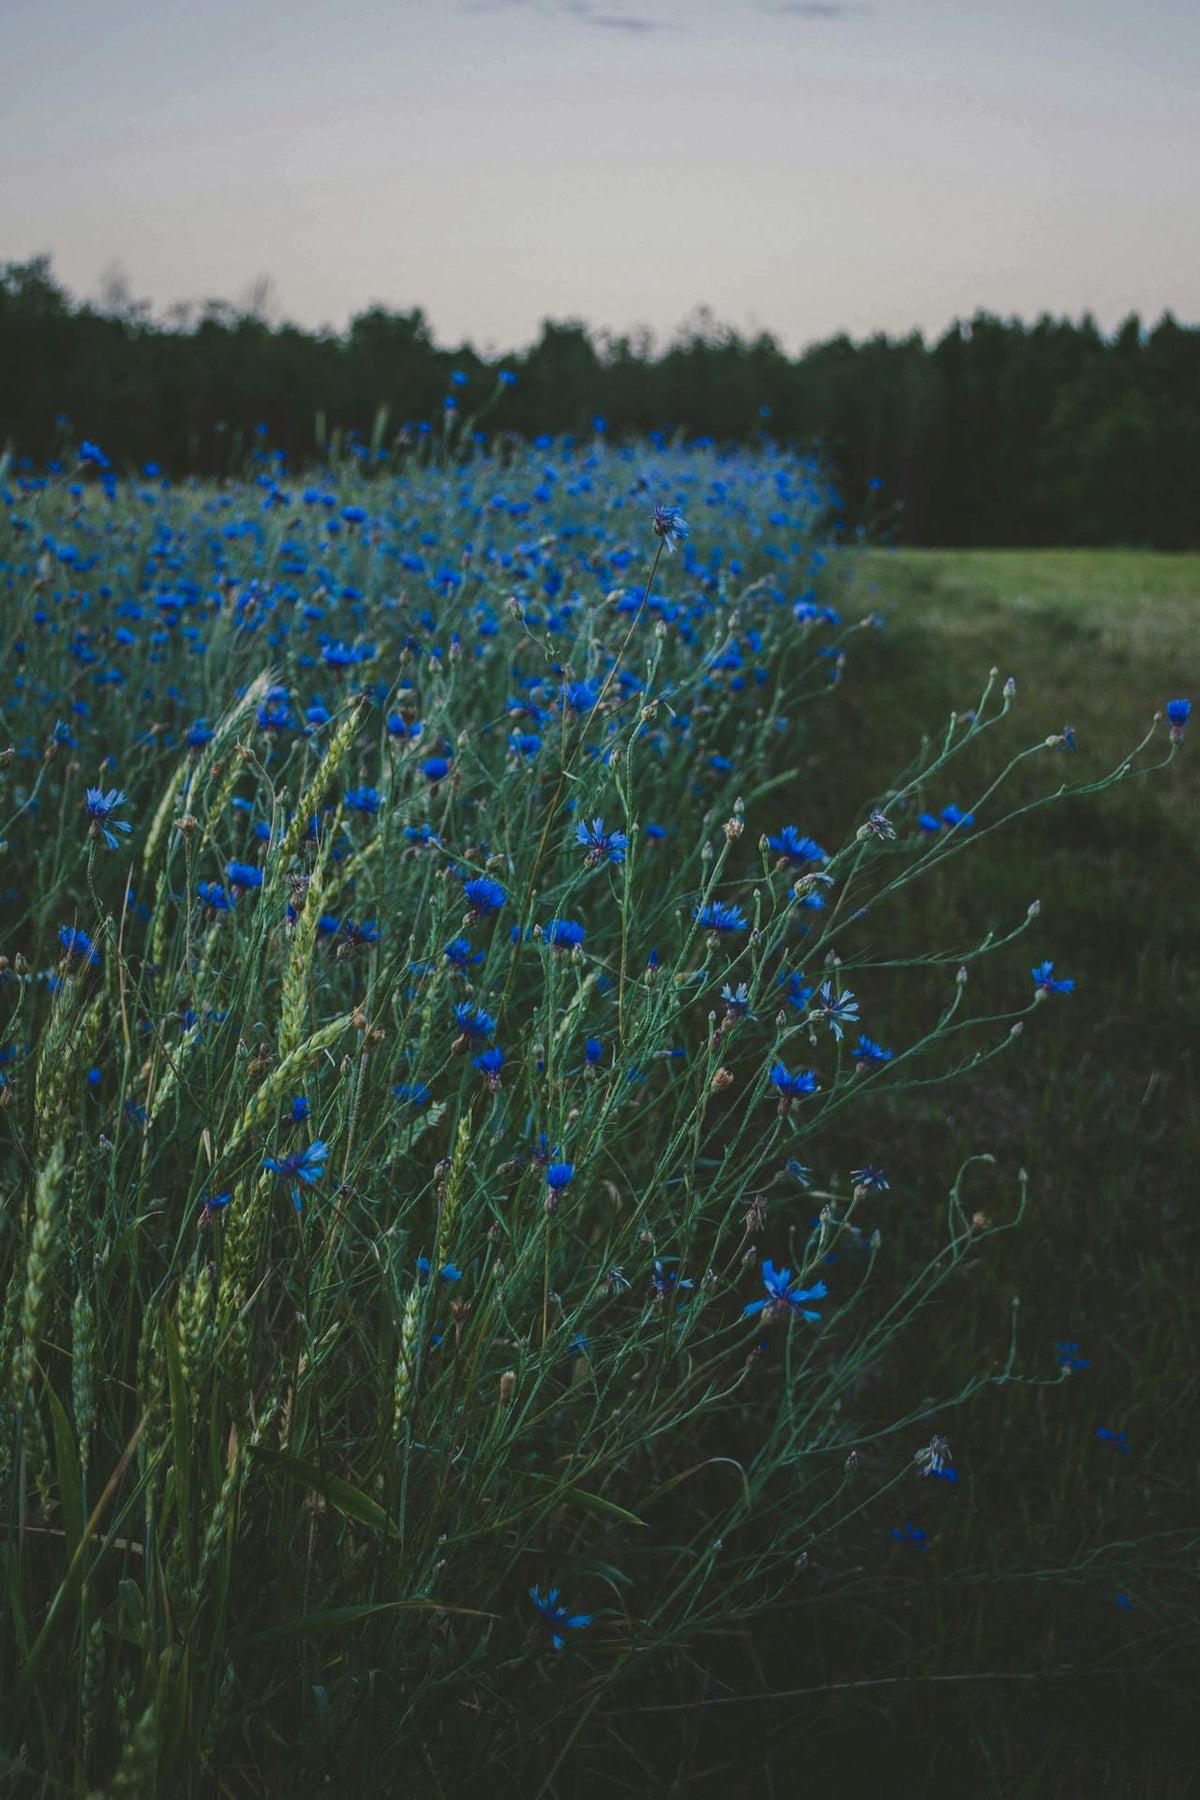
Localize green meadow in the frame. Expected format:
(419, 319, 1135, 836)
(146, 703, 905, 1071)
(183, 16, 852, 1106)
(1, 437, 1195, 1800)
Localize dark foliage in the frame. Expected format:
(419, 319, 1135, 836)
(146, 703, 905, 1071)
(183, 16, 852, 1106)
(3, 256, 1199, 547)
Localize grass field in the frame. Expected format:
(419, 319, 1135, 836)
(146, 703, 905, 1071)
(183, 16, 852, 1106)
(1, 450, 1195, 1800)
(751, 547, 1200, 1797)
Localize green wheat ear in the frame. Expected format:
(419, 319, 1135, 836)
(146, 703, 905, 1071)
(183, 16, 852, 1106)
(276, 700, 365, 866)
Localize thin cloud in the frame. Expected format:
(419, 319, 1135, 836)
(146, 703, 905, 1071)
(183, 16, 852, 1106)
(768, 3, 870, 16)
(589, 13, 675, 32)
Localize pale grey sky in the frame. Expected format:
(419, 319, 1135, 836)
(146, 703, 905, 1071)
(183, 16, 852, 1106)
(3, 0, 1197, 350)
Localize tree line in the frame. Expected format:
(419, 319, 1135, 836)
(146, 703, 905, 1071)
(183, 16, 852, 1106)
(2, 257, 1197, 547)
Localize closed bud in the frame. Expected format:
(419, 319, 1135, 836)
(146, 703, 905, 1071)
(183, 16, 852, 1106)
(956, 965, 968, 985)
(710, 1067, 735, 1092)
(498, 1369, 516, 1404)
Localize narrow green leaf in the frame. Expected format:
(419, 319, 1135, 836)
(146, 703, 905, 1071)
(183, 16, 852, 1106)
(46, 1386, 84, 1560)
(252, 1448, 399, 1537)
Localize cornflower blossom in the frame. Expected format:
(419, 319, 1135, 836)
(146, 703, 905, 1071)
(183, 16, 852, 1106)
(767, 827, 827, 866)
(1055, 1340, 1090, 1373)
(1031, 961, 1075, 996)
(263, 1139, 327, 1210)
(890, 1521, 928, 1550)
(584, 1037, 603, 1066)
(652, 504, 688, 554)
(453, 1002, 496, 1042)
(770, 1063, 818, 1102)
(422, 756, 451, 782)
(545, 1162, 575, 1212)
(576, 817, 628, 866)
(543, 919, 585, 951)
(1096, 1425, 1131, 1455)
(850, 1164, 889, 1193)
(650, 1259, 694, 1299)
(861, 810, 897, 841)
(84, 787, 132, 850)
(473, 1045, 505, 1089)
(197, 882, 232, 912)
(1166, 698, 1190, 741)
(393, 1081, 432, 1108)
(345, 787, 381, 814)
(529, 1586, 591, 1652)
(915, 1434, 953, 1476)
(463, 876, 506, 917)
(940, 804, 974, 829)
(226, 861, 263, 892)
(720, 982, 755, 1021)
(853, 1034, 893, 1068)
(416, 1257, 462, 1284)
(443, 937, 483, 970)
(695, 900, 748, 934)
(779, 972, 814, 1013)
(59, 926, 100, 967)
(816, 980, 859, 1040)
(336, 918, 380, 955)
(742, 1260, 827, 1322)
(198, 1192, 231, 1220)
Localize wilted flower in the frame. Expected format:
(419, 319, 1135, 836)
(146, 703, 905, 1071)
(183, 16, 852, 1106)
(652, 504, 688, 554)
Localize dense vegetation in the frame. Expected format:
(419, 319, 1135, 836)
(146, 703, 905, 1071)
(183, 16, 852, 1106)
(1, 426, 1194, 1793)
(3, 256, 1199, 550)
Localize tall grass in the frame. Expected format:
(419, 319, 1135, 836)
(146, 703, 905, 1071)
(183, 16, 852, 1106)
(0, 440, 1185, 1794)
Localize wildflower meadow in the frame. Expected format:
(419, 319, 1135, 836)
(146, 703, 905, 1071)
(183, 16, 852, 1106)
(0, 429, 1193, 1795)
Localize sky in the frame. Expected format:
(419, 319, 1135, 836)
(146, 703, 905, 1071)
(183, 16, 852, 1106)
(3, 0, 1198, 353)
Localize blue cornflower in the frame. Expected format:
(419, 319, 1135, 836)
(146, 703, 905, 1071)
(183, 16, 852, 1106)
(463, 876, 506, 916)
(473, 1045, 505, 1086)
(454, 1002, 496, 1040)
(1032, 961, 1075, 995)
(416, 1256, 462, 1284)
(544, 919, 585, 951)
(918, 812, 941, 834)
(186, 720, 215, 750)
(816, 980, 859, 1041)
(529, 1586, 591, 1652)
(941, 804, 974, 829)
(652, 504, 688, 555)
(345, 787, 381, 814)
(546, 1161, 575, 1192)
(387, 714, 423, 741)
(743, 1259, 827, 1321)
(422, 756, 451, 782)
(779, 971, 814, 1013)
(512, 731, 542, 757)
(59, 926, 100, 967)
(853, 1034, 893, 1068)
(767, 827, 827, 866)
(263, 1139, 327, 1209)
(720, 982, 755, 1020)
(576, 817, 627, 866)
(443, 937, 483, 970)
(889, 1521, 928, 1550)
(770, 1063, 818, 1099)
(338, 918, 381, 952)
(405, 823, 438, 847)
(1096, 1425, 1130, 1455)
(227, 861, 263, 892)
(197, 881, 232, 912)
(393, 1081, 432, 1108)
(695, 900, 748, 934)
(585, 1037, 603, 1065)
(650, 1259, 695, 1299)
(850, 1164, 889, 1193)
(84, 787, 132, 850)
(1166, 698, 1190, 739)
(199, 1192, 231, 1218)
(1056, 1340, 1090, 1372)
